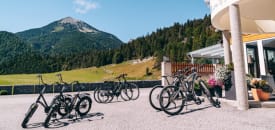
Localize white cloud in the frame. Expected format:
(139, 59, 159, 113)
(73, 0, 98, 14)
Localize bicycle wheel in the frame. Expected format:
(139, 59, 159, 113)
(76, 96, 92, 116)
(21, 103, 38, 128)
(98, 87, 110, 103)
(128, 83, 139, 100)
(159, 85, 185, 115)
(199, 80, 219, 107)
(120, 85, 132, 101)
(57, 96, 72, 117)
(44, 105, 56, 128)
(149, 85, 164, 111)
(93, 88, 101, 103)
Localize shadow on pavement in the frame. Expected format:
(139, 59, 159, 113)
(25, 112, 104, 129)
(25, 121, 69, 129)
(67, 112, 104, 123)
(167, 105, 214, 117)
(180, 105, 213, 115)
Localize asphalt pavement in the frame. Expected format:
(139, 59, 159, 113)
(0, 88, 274, 130)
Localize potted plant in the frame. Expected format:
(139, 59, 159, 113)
(250, 78, 273, 101)
(207, 76, 223, 97)
(215, 65, 232, 91)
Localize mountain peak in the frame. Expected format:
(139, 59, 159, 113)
(57, 17, 97, 33)
(60, 17, 80, 25)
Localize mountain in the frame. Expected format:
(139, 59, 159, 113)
(0, 31, 54, 74)
(0, 31, 30, 64)
(16, 17, 124, 55)
(0, 15, 220, 74)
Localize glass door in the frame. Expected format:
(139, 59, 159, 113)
(264, 49, 275, 75)
(246, 46, 260, 77)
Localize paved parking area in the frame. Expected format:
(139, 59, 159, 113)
(0, 88, 275, 130)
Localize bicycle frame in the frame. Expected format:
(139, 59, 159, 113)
(35, 75, 51, 111)
(35, 87, 49, 109)
(111, 74, 128, 95)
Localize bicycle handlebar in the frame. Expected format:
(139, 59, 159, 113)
(37, 74, 46, 85)
(184, 64, 205, 74)
(56, 73, 66, 84)
(115, 73, 127, 79)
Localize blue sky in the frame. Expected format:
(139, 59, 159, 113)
(0, 0, 210, 42)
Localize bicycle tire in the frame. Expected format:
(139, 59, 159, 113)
(159, 85, 185, 115)
(98, 87, 111, 103)
(76, 96, 92, 116)
(21, 103, 38, 128)
(120, 85, 132, 101)
(149, 85, 164, 111)
(128, 83, 139, 100)
(107, 94, 114, 103)
(44, 105, 55, 128)
(57, 97, 72, 117)
(93, 88, 101, 103)
(199, 80, 217, 107)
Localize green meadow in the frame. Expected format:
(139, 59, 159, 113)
(0, 58, 160, 85)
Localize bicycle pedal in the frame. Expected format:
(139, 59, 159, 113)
(68, 114, 74, 119)
(216, 100, 221, 105)
(52, 113, 57, 118)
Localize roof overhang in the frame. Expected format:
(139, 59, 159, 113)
(187, 44, 224, 59)
(210, 0, 275, 33)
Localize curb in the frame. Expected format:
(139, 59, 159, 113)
(219, 98, 275, 108)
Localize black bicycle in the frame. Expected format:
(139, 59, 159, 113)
(44, 74, 92, 128)
(149, 75, 174, 111)
(159, 67, 219, 115)
(21, 75, 68, 128)
(149, 67, 191, 111)
(95, 74, 139, 103)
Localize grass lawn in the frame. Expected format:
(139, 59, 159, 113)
(0, 58, 160, 85)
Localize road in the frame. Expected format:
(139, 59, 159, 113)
(0, 88, 274, 130)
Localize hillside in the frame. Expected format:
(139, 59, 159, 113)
(0, 17, 125, 74)
(56, 15, 221, 71)
(0, 31, 30, 64)
(0, 58, 160, 85)
(0, 32, 52, 74)
(16, 17, 123, 55)
(0, 15, 220, 74)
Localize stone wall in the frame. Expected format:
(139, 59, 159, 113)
(0, 80, 161, 95)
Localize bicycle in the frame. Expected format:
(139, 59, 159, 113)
(159, 66, 219, 115)
(149, 67, 191, 111)
(44, 74, 92, 128)
(149, 75, 177, 111)
(21, 75, 67, 128)
(96, 73, 139, 103)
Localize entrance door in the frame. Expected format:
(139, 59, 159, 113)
(264, 49, 275, 75)
(246, 46, 260, 77)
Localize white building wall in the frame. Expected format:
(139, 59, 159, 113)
(257, 40, 267, 76)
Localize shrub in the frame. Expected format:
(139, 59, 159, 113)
(0, 90, 8, 95)
(145, 67, 152, 76)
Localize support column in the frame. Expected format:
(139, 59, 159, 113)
(229, 4, 249, 110)
(222, 30, 232, 64)
(257, 40, 266, 76)
(161, 61, 172, 86)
